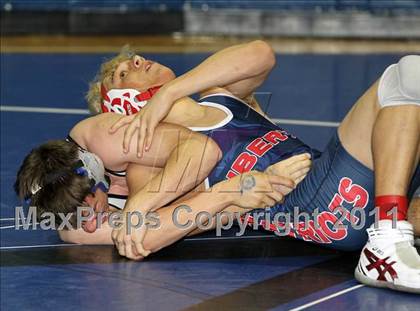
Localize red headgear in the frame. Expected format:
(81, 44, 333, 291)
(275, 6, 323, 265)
(100, 84, 161, 115)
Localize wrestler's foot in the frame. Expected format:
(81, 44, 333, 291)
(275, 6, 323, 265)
(355, 220, 420, 294)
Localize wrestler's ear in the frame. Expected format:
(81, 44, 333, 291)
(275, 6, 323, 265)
(81, 194, 98, 233)
(82, 218, 97, 233)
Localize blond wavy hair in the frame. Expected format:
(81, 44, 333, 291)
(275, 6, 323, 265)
(85, 45, 136, 114)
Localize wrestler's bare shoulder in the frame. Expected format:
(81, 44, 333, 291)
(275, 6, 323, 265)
(72, 113, 121, 133)
(69, 113, 121, 146)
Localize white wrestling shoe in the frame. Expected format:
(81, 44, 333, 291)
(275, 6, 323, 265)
(355, 220, 420, 294)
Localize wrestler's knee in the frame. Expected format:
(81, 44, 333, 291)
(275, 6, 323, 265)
(378, 55, 420, 109)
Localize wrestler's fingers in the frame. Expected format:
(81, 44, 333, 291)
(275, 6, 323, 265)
(283, 153, 311, 166)
(273, 184, 294, 196)
(124, 236, 135, 259)
(110, 114, 135, 133)
(134, 241, 151, 257)
(131, 242, 143, 258)
(123, 118, 139, 153)
(137, 122, 148, 157)
(117, 238, 126, 257)
(290, 167, 311, 180)
(126, 242, 143, 261)
(294, 174, 307, 185)
(111, 229, 119, 244)
(266, 189, 284, 203)
(287, 158, 312, 173)
(132, 228, 151, 257)
(130, 246, 145, 261)
(144, 123, 156, 152)
(262, 196, 276, 208)
(268, 175, 295, 189)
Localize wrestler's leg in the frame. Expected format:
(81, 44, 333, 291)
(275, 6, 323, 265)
(338, 56, 420, 293)
(372, 107, 419, 197)
(338, 80, 379, 170)
(338, 79, 420, 211)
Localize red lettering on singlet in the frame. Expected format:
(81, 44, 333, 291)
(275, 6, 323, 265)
(226, 130, 290, 179)
(231, 152, 258, 174)
(310, 220, 332, 243)
(317, 212, 347, 241)
(246, 138, 273, 157)
(226, 170, 237, 179)
(326, 177, 369, 225)
(288, 220, 330, 243)
(263, 130, 288, 144)
(328, 193, 344, 213)
(339, 177, 369, 209)
(327, 193, 350, 222)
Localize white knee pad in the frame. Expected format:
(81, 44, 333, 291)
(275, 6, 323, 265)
(378, 55, 420, 108)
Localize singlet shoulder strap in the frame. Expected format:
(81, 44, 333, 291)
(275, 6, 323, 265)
(106, 168, 127, 177)
(66, 135, 87, 151)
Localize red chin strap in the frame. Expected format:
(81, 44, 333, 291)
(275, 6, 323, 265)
(375, 195, 408, 221)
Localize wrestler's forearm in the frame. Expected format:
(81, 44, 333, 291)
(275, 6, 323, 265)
(161, 40, 275, 101)
(142, 181, 236, 253)
(125, 134, 220, 214)
(58, 225, 113, 245)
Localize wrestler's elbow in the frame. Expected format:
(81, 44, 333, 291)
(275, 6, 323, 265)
(58, 229, 81, 244)
(249, 40, 276, 72)
(199, 137, 222, 172)
(206, 137, 222, 161)
(187, 133, 221, 161)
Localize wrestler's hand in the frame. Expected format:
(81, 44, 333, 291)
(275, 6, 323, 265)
(111, 210, 151, 260)
(265, 153, 311, 195)
(228, 171, 295, 209)
(109, 90, 173, 157)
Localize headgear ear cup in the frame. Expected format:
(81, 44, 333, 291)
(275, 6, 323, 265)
(100, 83, 162, 115)
(77, 150, 110, 192)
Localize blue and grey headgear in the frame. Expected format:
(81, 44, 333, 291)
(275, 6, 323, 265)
(75, 149, 110, 193)
(25, 149, 110, 204)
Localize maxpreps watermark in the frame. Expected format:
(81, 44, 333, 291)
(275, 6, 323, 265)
(14, 205, 399, 238)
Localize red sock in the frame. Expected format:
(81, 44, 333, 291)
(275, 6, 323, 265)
(375, 195, 408, 221)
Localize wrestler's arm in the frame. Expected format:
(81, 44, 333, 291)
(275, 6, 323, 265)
(108, 41, 274, 153)
(160, 40, 275, 101)
(155, 40, 273, 115)
(57, 178, 246, 247)
(56, 184, 237, 246)
(122, 169, 287, 257)
(58, 161, 297, 248)
(58, 223, 113, 245)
